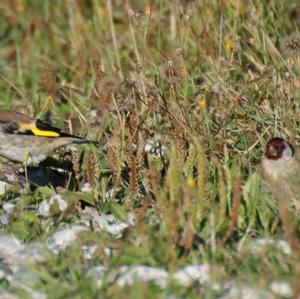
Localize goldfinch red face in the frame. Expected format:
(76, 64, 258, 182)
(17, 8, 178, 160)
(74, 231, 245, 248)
(264, 138, 294, 161)
(261, 137, 299, 194)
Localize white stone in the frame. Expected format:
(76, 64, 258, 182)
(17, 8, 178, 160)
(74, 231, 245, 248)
(223, 284, 273, 299)
(0, 236, 23, 262)
(172, 264, 210, 287)
(116, 265, 169, 289)
(248, 238, 291, 255)
(38, 194, 68, 217)
(0, 214, 9, 225)
(18, 242, 45, 263)
(92, 213, 134, 237)
(47, 225, 89, 254)
(269, 281, 292, 297)
(0, 181, 10, 195)
(2, 202, 15, 214)
(82, 244, 98, 260)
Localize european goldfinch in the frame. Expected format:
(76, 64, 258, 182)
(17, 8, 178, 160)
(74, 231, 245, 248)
(0, 110, 95, 164)
(261, 137, 300, 197)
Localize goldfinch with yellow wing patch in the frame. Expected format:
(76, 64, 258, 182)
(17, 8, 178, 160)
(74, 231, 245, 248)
(0, 110, 95, 164)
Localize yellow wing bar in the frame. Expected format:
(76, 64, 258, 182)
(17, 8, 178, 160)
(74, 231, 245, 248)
(19, 123, 60, 137)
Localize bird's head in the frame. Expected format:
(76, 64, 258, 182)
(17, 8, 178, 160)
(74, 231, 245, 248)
(264, 138, 294, 160)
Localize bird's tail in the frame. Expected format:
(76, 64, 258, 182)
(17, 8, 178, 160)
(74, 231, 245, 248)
(71, 138, 99, 145)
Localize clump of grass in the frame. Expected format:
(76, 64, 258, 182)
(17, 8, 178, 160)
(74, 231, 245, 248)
(1, 0, 300, 297)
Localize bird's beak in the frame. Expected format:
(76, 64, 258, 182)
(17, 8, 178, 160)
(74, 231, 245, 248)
(267, 145, 277, 157)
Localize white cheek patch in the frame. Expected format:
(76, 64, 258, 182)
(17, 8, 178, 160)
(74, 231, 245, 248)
(282, 142, 293, 158)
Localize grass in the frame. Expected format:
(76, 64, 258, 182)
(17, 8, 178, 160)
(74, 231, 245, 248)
(0, 0, 300, 298)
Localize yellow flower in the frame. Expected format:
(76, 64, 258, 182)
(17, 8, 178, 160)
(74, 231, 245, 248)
(145, 4, 152, 17)
(224, 0, 233, 6)
(205, 7, 212, 17)
(186, 177, 196, 188)
(225, 38, 233, 55)
(198, 96, 206, 109)
(16, 2, 25, 13)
